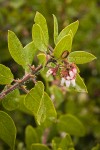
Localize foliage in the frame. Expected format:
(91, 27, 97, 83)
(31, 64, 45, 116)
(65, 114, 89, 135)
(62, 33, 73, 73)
(0, 1, 100, 150)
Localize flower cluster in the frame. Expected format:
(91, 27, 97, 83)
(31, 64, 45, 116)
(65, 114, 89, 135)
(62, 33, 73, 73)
(46, 61, 77, 88)
(60, 63, 77, 87)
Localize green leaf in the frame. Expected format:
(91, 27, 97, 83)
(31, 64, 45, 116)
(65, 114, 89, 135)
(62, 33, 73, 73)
(31, 143, 50, 150)
(0, 64, 14, 85)
(59, 134, 74, 150)
(52, 136, 73, 150)
(37, 53, 46, 66)
(68, 30, 73, 39)
(32, 24, 47, 51)
(53, 35, 72, 59)
(57, 114, 86, 136)
(24, 81, 44, 125)
(56, 20, 79, 44)
(24, 81, 56, 125)
(0, 111, 16, 149)
(24, 41, 37, 69)
(34, 12, 49, 46)
(75, 73, 88, 92)
(25, 125, 38, 150)
(53, 14, 58, 45)
(68, 51, 96, 64)
(8, 30, 26, 68)
(2, 89, 20, 111)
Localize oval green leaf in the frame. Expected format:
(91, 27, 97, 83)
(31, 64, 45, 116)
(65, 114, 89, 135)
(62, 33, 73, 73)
(24, 41, 38, 65)
(25, 125, 38, 150)
(68, 51, 96, 64)
(53, 34, 72, 59)
(0, 111, 16, 149)
(32, 24, 47, 52)
(2, 89, 20, 111)
(57, 114, 86, 136)
(56, 20, 79, 44)
(24, 81, 44, 125)
(34, 11, 49, 46)
(0, 64, 13, 85)
(24, 81, 56, 125)
(31, 143, 50, 150)
(59, 134, 74, 150)
(8, 30, 26, 68)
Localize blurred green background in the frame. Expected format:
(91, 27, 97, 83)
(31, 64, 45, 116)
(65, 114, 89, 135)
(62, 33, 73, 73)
(0, 0, 100, 150)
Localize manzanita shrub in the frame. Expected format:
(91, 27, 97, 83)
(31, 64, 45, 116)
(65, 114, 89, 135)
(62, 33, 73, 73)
(0, 12, 98, 150)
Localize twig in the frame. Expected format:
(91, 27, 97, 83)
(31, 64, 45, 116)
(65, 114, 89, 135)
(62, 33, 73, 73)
(42, 128, 50, 144)
(0, 58, 54, 100)
(0, 73, 31, 100)
(19, 85, 29, 94)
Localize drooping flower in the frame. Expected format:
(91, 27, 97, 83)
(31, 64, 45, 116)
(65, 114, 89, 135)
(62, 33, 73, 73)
(60, 63, 77, 88)
(61, 77, 66, 86)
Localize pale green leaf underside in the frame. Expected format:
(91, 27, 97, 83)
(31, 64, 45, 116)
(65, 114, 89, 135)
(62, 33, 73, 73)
(34, 11, 49, 46)
(0, 111, 16, 149)
(0, 64, 14, 85)
(56, 20, 79, 44)
(57, 114, 85, 136)
(68, 51, 96, 64)
(8, 30, 26, 68)
(53, 34, 72, 59)
(53, 14, 58, 45)
(31, 143, 50, 150)
(2, 89, 20, 111)
(32, 24, 47, 52)
(25, 125, 38, 150)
